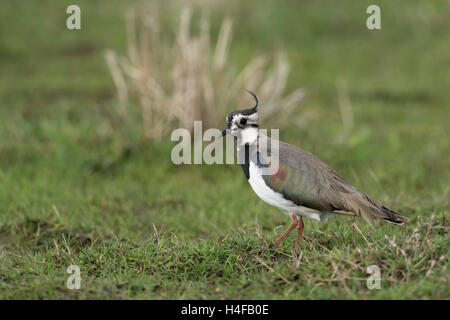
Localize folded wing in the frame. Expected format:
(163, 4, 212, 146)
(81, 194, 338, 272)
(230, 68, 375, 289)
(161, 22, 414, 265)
(259, 137, 408, 226)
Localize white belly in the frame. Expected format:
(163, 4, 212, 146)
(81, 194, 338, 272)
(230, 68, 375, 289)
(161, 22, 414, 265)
(248, 161, 333, 222)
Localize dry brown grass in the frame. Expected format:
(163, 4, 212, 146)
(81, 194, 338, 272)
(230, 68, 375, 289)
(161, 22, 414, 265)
(105, 8, 305, 140)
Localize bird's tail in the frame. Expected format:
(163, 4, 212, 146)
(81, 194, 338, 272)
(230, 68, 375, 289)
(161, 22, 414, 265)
(380, 205, 409, 226)
(355, 193, 409, 227)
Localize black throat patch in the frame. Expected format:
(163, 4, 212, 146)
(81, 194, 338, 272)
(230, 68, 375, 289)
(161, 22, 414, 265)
(240, 144, 250, 180)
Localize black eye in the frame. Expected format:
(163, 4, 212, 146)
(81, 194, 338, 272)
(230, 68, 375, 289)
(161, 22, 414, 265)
(240, 118, 247, 125)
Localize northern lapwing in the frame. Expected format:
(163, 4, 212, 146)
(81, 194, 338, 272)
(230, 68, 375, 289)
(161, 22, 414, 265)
(222, 91, 408, 252)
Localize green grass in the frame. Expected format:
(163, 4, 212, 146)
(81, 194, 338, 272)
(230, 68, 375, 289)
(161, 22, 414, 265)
(0, 0, 449, 299)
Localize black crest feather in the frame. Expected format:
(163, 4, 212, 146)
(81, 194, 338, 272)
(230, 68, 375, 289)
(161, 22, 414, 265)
(226, 90, 259, 120)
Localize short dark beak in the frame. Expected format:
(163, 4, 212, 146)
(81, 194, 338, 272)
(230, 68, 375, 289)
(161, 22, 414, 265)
(222, 122, 230, 137)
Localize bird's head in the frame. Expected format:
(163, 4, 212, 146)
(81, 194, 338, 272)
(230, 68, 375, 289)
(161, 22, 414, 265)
(222, 90, 259, 145)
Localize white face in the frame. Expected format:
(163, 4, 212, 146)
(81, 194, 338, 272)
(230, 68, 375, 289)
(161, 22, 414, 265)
(227, 112, 259, 144)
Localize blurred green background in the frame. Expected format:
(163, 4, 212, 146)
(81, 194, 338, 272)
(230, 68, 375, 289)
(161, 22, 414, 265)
(0, 0, 448, 299)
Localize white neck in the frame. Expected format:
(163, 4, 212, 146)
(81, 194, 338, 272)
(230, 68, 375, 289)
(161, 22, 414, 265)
(237, 127, 259, 146)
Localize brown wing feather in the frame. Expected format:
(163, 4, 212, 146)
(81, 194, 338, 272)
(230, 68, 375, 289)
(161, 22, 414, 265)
(261, 136, 408, 226)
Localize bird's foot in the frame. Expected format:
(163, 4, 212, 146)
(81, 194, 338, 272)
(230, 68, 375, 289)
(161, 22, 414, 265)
(271, 215, 298, 249)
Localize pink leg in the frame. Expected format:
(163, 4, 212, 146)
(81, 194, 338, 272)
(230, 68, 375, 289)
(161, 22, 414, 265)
(294, 217, 304, 253)
(271, 215, 298, 248)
